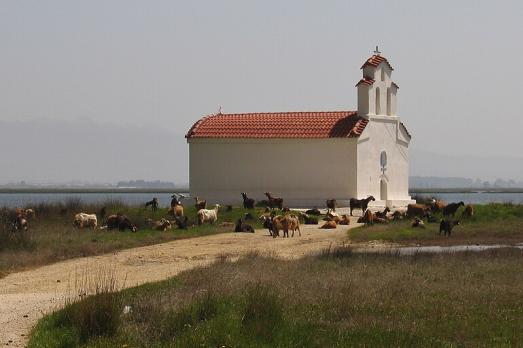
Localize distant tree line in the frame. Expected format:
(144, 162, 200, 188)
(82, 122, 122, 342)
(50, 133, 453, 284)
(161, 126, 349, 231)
(410, 176, 523, 189)
(116, 180, 176, 188)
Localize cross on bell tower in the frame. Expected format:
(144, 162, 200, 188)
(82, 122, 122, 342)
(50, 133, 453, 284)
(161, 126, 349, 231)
(373, 45, 381, 56)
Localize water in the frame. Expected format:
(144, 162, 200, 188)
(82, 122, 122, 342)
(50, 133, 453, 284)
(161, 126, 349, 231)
(1, 191, 523, 208)
(411, 192, 523, 204)
(356, 243, 523, 255)
(0, 192, 187, 208)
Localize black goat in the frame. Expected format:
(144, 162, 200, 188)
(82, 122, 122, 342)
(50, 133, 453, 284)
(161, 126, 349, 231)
(439, 219, 460, 236)
(241, 193, 255, 209)
(349, 196, 376, 216)
(305, 208, 321, 216)
(234, 218, 255, 233)
(145, 198, 159, 212)
(443, 202, 465, 216)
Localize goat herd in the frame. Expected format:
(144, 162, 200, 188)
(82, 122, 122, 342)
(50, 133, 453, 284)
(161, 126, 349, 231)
(7, 193, 473, 238)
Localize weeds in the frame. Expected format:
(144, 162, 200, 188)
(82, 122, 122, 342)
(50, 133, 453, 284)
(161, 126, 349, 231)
(0, 200, 266, 277)
(241, 283, 283, 342)
(29, 249, 523, 347)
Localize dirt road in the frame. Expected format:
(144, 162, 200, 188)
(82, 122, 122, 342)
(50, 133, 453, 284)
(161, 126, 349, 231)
(0, 223, 357, 347)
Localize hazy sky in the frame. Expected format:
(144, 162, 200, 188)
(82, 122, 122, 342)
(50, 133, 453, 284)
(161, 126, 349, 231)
(1, 1, 523, 184)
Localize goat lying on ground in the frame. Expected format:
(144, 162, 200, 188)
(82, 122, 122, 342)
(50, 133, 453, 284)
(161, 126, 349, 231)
(320, 220, 337, 229)
(147, 218, 172, 231)
(241, 193, 255, 209)
(197, 204, 220, 225)
(349, 196, 375, 216)
(300, 212, 318, 225)
(101, 214, 137, 232)
(234, 218, 255, 233)
(443, 201, 465, 216)
(357, 209, 375, 226)
(392, 210, 406, 221)
(265, 192, 283, 210)
(174, 216, 188, 230)
(305, 208, 321, 216)
(338, 214, 351, 225)
(411, 217, 425, 228)
(439, 219, 460, 236)
(375, 207, 390, 219)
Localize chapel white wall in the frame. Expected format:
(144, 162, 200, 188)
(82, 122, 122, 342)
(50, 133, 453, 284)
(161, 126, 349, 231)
(356, 116, 411, 203)
(188, 138, 358, 207)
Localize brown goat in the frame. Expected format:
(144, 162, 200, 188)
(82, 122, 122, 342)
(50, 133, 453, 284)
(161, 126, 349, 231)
(320, 220, 337, 229)
(461, 204, 474, 218)
(357, 209, 375, 226)
(265, 192, 283, 210)
(406, 204, 430, 218)
(338, 214, 351, 225)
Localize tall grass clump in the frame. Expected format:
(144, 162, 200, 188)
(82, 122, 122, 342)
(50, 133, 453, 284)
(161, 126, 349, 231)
(241, 283, 283, 342)
(158, 293, 220, 341)
(57, 268, 122, 342)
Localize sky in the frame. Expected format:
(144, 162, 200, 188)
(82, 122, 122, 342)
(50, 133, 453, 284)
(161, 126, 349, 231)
(1, 1, 523, 184)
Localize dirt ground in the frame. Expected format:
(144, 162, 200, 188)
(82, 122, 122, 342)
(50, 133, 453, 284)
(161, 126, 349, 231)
(0, 221, 360, 347)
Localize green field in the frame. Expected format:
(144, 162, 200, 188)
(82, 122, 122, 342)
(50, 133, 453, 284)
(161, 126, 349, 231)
(0, 200, 265, 278)
(29, 248, 523, 347)
(350, 203, 523, 245)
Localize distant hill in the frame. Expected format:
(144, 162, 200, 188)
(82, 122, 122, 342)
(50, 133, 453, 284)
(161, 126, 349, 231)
(410, 149, 523, 183)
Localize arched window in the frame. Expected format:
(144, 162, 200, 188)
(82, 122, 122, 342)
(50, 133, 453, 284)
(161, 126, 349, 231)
(375, 87, 381, 115)
(386, 87, 392, 115)
(381, 68, 385, 82)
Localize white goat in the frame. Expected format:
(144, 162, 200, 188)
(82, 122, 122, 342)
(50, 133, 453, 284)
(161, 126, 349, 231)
(197, 204, 220, 225)
(73, 213, 98, 229)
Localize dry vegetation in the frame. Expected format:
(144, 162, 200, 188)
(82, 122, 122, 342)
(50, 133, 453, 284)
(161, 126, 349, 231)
(0, 199, 265, 277)
(30, 248, 523, 347)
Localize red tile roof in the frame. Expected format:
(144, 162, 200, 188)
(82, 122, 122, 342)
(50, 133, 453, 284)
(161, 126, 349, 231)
(361, 55, 394, 70)
(355, 77, 375, 87)
(186, 111, 369, 139)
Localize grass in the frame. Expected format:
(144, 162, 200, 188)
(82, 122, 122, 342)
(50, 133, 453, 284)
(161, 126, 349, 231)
(0, 199, 267, 277)
(350, 203, 523, 245)
(29, 248, 523, 347)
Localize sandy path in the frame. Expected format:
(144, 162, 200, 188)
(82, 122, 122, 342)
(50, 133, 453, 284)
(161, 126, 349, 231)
(0, 223, 358, 347)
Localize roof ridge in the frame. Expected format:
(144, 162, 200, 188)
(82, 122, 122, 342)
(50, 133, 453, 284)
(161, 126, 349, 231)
(186, 111, 367, 139)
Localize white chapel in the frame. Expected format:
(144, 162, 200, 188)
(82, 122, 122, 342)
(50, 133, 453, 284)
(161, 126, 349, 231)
(186, 51, 414, 208)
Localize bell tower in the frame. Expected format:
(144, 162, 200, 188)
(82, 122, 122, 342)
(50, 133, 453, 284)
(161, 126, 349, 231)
(356, 47, 398, 118)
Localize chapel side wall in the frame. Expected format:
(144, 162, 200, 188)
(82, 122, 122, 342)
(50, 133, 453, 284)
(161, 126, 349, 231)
(188, 138, 358, 207)
(356, 117, 410, 201)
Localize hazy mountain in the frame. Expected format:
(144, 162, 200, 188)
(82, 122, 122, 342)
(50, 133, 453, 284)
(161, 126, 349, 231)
(410, 149, 523, 182)
(1, 119, 522, 185)
(0, 119, 188, 185)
